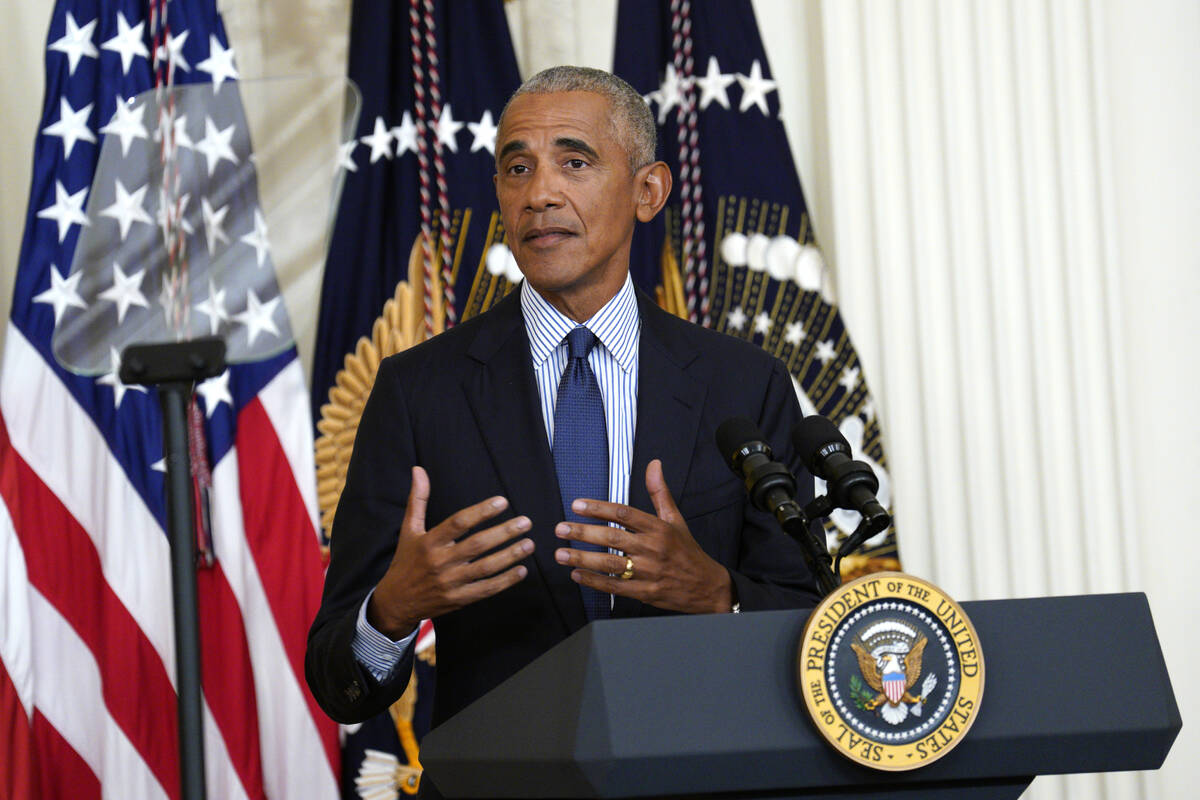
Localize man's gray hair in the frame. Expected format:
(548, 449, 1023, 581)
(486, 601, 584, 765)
(499, 65, 658, 171)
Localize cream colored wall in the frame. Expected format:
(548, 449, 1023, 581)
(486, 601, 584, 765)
(1, 2, 1194, 796)
(0, 4, 50, 340)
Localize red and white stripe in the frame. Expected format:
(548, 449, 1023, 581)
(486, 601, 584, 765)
(1, 494, 37, 799)
(883, 672, 906, 705)
(0, 327, 338, 798)
(415, 619, 436, 656)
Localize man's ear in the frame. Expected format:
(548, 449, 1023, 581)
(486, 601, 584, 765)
(635, 162, 673, 223)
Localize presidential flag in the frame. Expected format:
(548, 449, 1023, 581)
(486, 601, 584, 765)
(309, 2, 522, 796)
(0, 2, 338, 797)
(311, 0, 523, 422)
(614, 0, 899, 567)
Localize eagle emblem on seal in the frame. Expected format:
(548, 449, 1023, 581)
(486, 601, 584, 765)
(850, 620, 939, 725)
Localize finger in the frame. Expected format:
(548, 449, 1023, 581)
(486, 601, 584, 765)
(459, 537, 535, 582)
(454, 516, 532, 560)
(571, 568, 643, 600)
(554, 546, 630, 576)
(569, 498, 659, 532)
(402, 466, 431, 534)
(555, 520, 636, 552)
(429, 494, 510, 544)
(453, 564, 530, 605)
(645, 459, 682, 524)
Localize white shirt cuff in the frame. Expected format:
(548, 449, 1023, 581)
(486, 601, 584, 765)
(350, 589, 418, 683)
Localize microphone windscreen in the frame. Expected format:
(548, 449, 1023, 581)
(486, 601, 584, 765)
(791, 415, 851, 476)
(715, 416, 763, 466)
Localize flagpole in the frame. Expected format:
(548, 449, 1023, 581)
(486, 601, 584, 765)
(122, 337, 226, 800)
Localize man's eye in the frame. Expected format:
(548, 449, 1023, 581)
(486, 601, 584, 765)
(566, 158, 587, 169)
(508, 164, 529, 175)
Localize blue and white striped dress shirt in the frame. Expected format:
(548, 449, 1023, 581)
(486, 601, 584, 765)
(522, 273, 640, 511)
(352, 276, 641, 681)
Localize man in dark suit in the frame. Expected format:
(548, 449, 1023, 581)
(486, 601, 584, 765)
(305, 66, 820, 730)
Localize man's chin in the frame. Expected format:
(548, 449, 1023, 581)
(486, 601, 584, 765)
(511, 251, 626, 298)
(510, 258, 579, 293)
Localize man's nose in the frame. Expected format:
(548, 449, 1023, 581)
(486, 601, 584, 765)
(526, 167, 564, 212)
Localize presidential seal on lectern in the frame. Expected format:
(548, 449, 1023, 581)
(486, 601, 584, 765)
(797, 572, 985, 771)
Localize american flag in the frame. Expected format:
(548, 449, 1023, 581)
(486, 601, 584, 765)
(0, 2, 338, 798)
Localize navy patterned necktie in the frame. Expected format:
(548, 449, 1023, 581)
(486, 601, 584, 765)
(552, 327, 610, 620)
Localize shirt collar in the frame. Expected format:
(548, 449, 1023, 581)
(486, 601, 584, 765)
(520, 274, 640, 373)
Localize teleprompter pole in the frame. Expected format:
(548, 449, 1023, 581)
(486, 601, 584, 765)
(121, 336, 226, 800)
(160, 379, 206, 800)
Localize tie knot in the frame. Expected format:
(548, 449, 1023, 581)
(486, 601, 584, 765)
(565, 327, 597, 360)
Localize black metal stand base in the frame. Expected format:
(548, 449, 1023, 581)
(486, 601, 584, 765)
(121, 337, 226, 800)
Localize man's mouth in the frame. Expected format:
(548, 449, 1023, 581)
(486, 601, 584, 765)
(523, 227, 576, 245)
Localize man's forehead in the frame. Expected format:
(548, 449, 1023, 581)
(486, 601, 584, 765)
(496, 91, 616, 150)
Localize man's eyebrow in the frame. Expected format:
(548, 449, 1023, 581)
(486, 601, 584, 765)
(498, 140, 527, 161)
(555, 137, 600, 161)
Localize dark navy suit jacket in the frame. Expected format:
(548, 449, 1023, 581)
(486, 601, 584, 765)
(305, 287, 819, 728)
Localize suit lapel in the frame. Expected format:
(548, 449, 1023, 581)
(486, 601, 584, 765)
(463, 292, 586, 634)
(614, 296, 707, 619)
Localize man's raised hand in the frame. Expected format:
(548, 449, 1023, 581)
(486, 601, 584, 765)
(367, 466, 533, 639)
(553, 459, 733, 614)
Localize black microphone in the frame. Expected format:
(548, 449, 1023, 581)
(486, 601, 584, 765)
(716, 416, 841, 596)
(714, 416, 797, 516)
(791, 415, 890, 556)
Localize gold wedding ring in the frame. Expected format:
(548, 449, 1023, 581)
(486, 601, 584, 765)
(620, 556, 635, 581)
